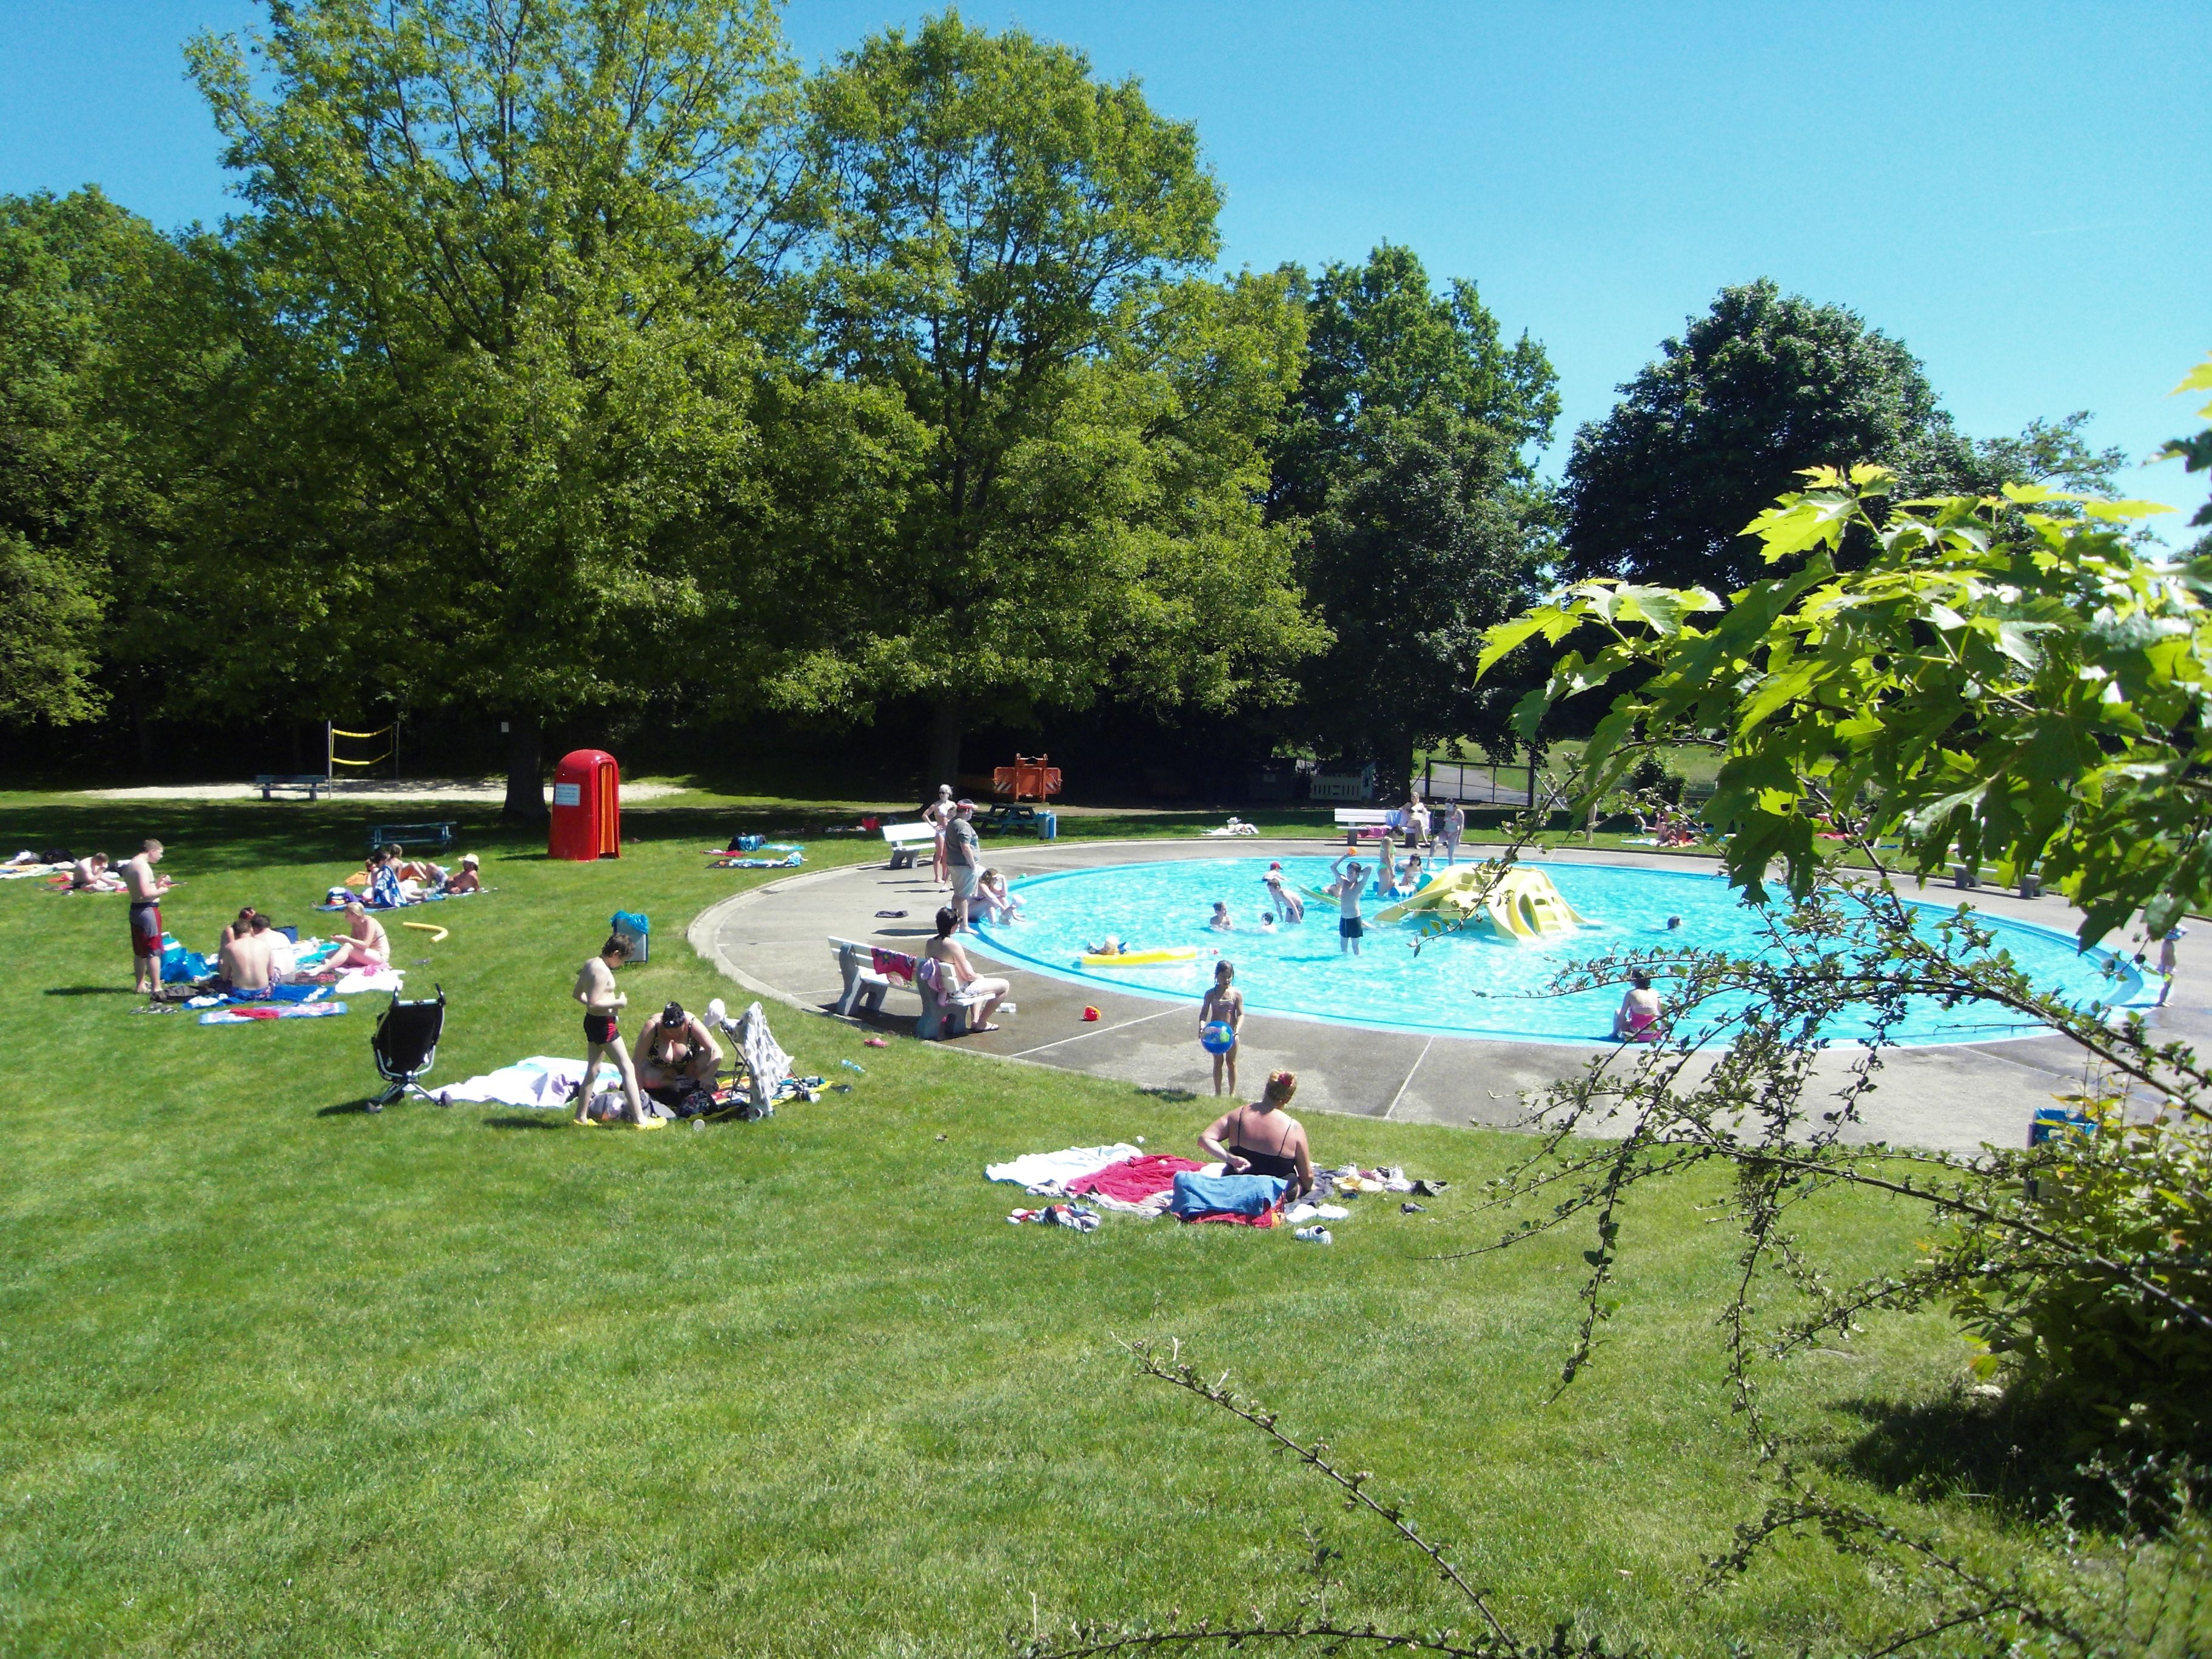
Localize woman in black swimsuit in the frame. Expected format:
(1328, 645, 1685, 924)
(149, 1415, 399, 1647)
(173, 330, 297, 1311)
(1199, 1071, 1313, 1197)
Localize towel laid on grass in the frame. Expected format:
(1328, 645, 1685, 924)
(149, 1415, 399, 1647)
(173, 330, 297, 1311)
(986, 1144, 1144, 1196)
(199, 1001, 349, 1025)
(1069, 1153, 1203, 1215)
(1168, 1171, 1287, 1226)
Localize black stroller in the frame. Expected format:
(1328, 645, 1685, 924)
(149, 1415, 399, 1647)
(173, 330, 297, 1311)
(369, 987, 446, 1111)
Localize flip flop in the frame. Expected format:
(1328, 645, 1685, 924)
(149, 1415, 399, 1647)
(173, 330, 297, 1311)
(633, 1116, 666, 1130)
(572, 1117, 599, 1127)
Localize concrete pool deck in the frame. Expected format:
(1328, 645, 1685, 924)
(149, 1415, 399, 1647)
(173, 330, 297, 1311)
(689, 837, 2210, 1154)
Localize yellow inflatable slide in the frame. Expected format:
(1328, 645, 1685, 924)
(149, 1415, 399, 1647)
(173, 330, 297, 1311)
(1375, 863, 1588, 942)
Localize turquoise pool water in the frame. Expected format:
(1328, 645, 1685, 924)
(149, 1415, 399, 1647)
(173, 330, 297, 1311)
(967, 856, 2145, 1046)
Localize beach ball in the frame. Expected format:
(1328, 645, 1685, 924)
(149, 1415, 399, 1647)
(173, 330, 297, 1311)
(1201, 1020, 1236, 1054)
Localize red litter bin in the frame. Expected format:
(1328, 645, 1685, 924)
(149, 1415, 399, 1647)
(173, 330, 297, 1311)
(549, 749, 621, 860)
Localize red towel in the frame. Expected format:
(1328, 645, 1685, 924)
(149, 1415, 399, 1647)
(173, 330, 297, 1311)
(873, 947, 916, 983)
(1183, 1207, 1279, 1227)
(1068, 1153, 1201, 1202)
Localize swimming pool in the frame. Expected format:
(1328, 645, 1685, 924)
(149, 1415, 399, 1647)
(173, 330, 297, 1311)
(967, 856, 2146, 1046)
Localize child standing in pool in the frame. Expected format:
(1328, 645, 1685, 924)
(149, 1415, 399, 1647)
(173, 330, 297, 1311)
(1326, 853, 1367, 957)
(1262, 864, 1304, 924)
(1198, 960, 1244, 1096)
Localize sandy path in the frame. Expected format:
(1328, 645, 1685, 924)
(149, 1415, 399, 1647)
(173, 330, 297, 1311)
(81, 779, 686, 803)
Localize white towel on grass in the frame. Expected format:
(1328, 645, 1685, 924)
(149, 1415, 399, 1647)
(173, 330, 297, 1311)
(985, 1144, 1144, 1193)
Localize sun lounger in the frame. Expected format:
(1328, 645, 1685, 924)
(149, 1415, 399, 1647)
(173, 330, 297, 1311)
(882, 822, 937, 869)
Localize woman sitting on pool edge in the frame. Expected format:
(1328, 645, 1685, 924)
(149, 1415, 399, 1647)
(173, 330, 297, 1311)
(1199, 1071, 1313, 1199)
(1612, 972, 1663, 1042)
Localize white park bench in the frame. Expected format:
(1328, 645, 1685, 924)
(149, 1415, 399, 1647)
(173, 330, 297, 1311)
(882, 821, 937, 869)
(827, 936, 990, 1039)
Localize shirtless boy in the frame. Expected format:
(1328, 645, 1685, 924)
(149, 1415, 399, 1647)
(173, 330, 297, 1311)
(573, 936, 652, 1126)
(1198, 959, 1244, 1097)
(121, 839, 172, 996)
(1326, 853, 1367, 957)
(218, 913, 278, 996)
(1261, 864, 1304, 925)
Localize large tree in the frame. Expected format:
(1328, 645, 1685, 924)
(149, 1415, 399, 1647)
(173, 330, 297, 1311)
(0, 190, 155, 728)
(1560, 278, 1979, 594)
(1267, 244, 1558, 788)
(188, 0, 802, 816)
(777, 14, 1321, 785)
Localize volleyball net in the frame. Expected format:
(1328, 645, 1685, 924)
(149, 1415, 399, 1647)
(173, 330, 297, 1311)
(327, 723, 395, 770)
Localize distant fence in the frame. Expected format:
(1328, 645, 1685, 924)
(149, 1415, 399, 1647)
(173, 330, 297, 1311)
(1421, 759, 1539, 808)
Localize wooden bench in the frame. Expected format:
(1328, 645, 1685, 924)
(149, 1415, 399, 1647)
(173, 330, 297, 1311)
(828, 936, 990, 1038)
(882, 822, 937, 869)
(1333, 808, 1398, 846)
(255, 774, 328, 801)
(369, 821, 457, 852)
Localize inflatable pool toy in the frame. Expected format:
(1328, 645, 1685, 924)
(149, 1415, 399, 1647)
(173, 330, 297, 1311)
(1200, 1020, 1236, 1054)
(1076, 947, 1204, 968)
(401, 920, 449, 942)
(1376, 863, 1590, 942)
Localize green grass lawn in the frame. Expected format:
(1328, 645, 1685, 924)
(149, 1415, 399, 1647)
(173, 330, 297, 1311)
(0, 791, 2134, 1655)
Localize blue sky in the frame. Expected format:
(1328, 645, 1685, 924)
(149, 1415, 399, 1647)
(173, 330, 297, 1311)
(5, 1, 2206, 504)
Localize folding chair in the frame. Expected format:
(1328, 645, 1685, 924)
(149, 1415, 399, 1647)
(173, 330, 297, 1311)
(369, 987, 446, 1111)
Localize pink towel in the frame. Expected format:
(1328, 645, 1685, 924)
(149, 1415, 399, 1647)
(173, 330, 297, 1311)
(873, 947, 916, 983)
(1068, 1153, 1201, 1203)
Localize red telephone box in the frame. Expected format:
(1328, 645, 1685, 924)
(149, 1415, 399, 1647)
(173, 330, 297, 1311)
(549, 749, 621, 860)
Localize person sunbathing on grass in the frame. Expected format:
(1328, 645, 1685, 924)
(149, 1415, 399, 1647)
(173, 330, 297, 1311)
(216, 913, 278, 996)
(70, 852, 123, 892)
(1199, 1070, 1313, 1198)
(323, 902, 390, 971)
(633, 1000, 723, 1092)
(444, 853, 483, 894)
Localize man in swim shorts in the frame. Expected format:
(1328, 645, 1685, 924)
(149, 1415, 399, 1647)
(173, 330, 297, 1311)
(121, 839, 172, 996)
(218, 913, 278, 997)
(1326, 853, 1367, 957)
(945, 800, 982, 929)
(572, 936, 652, 1127)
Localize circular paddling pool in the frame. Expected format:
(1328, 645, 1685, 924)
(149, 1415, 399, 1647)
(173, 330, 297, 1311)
(967, 856, 2145, 1046)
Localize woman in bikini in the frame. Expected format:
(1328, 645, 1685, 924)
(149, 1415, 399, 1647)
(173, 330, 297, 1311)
(323, 901, 390, 970)
(1199, 1071, 1313, 1198)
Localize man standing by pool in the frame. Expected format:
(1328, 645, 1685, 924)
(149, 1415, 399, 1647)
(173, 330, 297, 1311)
(121, 839, 172, 997)
(945, 799, 982, 930)
(1439, 800, 1466, 865)
(1326, 852, 1367, 957)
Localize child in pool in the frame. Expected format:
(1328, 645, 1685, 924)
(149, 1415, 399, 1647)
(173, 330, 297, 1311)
(1084, 936, 1125, 957)
(1262, 865, 1304, 924)
(1208, 901, 1234, 931)
(1326, 854, 1367, 957)
(1259, 913, 1277, 934)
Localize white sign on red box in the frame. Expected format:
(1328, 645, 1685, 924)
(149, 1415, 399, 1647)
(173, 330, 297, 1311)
(552, 783, 581, 806)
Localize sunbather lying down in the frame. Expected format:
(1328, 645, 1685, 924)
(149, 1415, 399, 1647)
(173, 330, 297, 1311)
(323, 901, 390, 970)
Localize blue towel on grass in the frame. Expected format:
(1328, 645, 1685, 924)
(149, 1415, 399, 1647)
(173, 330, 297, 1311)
(1168, 1171, 1287, 1219)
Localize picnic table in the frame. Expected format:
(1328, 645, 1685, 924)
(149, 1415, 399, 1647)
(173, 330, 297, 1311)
(367, 821, 456, 852)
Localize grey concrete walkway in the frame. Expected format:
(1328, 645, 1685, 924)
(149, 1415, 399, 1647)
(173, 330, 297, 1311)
(688, 838, 2203, 1153)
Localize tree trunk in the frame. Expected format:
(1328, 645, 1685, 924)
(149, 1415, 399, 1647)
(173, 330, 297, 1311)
(927, 700, 962, 796)
(503, 716, 546, 822)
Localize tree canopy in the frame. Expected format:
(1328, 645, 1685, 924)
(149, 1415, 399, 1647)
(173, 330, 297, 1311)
(770, 13, 1321, 783)
(1267, 244, 1557, 786)
(186, 0, 800, 813)
(1559, 279, 1981, 595)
